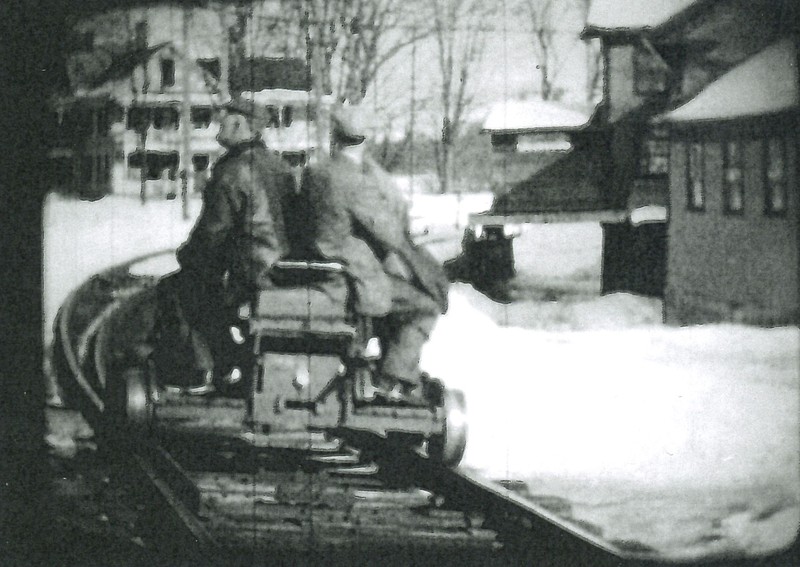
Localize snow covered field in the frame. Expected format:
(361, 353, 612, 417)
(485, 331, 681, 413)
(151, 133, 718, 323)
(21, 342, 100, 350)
(43, 191, 799, 560)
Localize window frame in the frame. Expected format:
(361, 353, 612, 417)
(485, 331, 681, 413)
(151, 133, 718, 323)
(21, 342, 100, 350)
(265, 105, 280, 129)
(764, 136, 788, 217)
(638, 125, 670, 178)
(686, 140, 706, 212)
(722, 138, 745, 216)
(160, 58, 175, 89)
(281, 105, 293, 128)
(190, 106, 213, 130)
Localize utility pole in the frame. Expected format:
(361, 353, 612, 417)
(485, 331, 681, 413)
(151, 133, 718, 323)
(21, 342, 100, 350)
(180, 7, 192, 217)
(305, 3, 329, 162)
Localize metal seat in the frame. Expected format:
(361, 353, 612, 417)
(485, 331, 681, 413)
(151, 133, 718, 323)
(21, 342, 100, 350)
(249, 261, 356, 337)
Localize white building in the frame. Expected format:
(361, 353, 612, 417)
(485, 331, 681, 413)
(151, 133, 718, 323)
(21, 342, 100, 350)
(51, 4, 329, 199)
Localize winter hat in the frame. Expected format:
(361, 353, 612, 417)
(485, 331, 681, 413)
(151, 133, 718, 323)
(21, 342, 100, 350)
(331, 103, 373, 145)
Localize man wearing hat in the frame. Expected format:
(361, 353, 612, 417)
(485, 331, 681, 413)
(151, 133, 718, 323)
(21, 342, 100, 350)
(153, 96, 298, 394)
(300, 104, 450, 402)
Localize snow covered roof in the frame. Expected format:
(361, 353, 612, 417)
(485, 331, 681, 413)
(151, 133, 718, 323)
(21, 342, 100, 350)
(658, 39, 799, 123)
(482, 99, 591, 133)
(584, 0, 701, 34)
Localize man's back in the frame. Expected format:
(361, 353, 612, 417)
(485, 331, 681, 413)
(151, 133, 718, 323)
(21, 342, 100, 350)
(178, 139, 297, 292)
(300, 154, 448, 316)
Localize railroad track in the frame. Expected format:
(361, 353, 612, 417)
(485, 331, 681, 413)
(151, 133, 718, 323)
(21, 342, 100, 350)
(51, 252, 653, 566)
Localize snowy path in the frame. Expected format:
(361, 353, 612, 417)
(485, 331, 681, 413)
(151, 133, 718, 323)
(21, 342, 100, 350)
(423, 286, 799, 559)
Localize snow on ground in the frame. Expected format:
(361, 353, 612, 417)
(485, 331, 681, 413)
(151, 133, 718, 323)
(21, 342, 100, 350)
(423, 286, 799, 559)
(44, 190, 800, 560)
(418, 218, 800, 559)
(43, 193, 201, 346)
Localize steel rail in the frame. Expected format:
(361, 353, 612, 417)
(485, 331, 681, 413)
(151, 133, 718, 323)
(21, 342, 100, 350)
(52, 249, 175, 414)
(55, 252, 649, 565)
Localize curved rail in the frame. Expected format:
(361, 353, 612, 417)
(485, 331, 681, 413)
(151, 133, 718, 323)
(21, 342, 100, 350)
(54, 253, 651, 564)
(52, 249, 173, 419)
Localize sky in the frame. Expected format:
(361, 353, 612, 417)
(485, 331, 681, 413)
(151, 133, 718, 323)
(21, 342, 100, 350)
(362, 1, 598, 136)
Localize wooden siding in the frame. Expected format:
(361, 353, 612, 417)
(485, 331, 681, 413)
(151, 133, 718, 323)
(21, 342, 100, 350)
(665, 123, 800, 325)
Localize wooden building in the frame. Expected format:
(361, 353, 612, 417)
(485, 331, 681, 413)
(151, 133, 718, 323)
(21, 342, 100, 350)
(657, 39, 799, 324)
(50, 5, 327, 200)
(584, 0, 799, 323)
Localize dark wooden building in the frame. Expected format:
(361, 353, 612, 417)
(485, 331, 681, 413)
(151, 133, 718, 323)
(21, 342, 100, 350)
(658, 39, 799, 325)
(583, 0, 799, 322)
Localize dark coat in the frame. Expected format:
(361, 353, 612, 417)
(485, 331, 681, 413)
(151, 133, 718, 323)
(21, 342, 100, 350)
(177, 138, 296, 293)
(300, 154, 449, 316)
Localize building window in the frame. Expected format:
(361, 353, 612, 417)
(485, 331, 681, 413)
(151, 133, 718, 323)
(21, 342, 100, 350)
(639, 126, 670, 176)
(490, 133, 518, 152)
(723, 140, 744, 214)
(152, 107, 179, 130)
(686, 142, 705, 211)
(197, 58, 221, 93)
(190, 107, 212, 129)
(634, 44, 669, 96)
(764, 137, 788, 216)
(192, 154, 210, 172)
(161, 58, 175, 89)
(282, 105, 294, 127)
(127, 106, 150, 131)
(265, 105, 280, 128)
(196, 58, 220, 80)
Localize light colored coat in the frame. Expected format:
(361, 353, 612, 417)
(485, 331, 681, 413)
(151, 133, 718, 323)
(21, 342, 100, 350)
(300, 154, 449, 316)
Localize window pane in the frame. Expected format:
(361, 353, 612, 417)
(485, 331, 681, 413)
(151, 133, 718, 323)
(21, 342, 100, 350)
(282, 105, 293, 127)
(688, 142, 704, 210)
(265, 106, 280, 128)
(161, 58, 175, 88)
(724, 140, 744, 214)
(643, 139, 670, 175)
(766, 137, 787, 214)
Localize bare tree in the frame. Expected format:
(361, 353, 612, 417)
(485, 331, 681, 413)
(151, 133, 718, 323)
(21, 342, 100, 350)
(428, 0, 496, 194)
(283, 0, 431, 104)
(518, 0, 564, 101)
(520, 0, 602, 106)
(574, 0, 603, 106)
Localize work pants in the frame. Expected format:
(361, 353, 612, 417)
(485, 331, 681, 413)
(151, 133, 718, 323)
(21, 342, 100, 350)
(374, 276, 440, 386)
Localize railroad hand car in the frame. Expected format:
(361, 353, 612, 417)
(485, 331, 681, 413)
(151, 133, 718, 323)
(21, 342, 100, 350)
(110, 260, 467, 467)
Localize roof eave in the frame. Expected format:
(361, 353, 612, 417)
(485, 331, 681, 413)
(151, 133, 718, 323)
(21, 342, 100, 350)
(580, 25, 648, 40)
(481, 126, 588, 135)
(657, 106, 800, 126)
(581, 0, 714, 41)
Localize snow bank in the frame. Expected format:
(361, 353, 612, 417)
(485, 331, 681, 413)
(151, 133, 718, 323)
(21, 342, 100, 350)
(42, 193, 200, 344)
(424, 286, 799, 491)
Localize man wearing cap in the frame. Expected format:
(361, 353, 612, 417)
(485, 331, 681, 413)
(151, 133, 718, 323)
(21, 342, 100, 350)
(153, 96, 298, 393)
(300, 104, 450, 402)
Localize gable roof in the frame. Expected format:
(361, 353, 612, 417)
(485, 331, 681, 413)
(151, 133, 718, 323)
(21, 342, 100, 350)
(657, 38, 799, 123)
(69, 42, 171, 90)
(229, 58, 310, 93)
(583, 0, 703, 36)
(490, 141, 610, 214)
(482, 99, 591, 133)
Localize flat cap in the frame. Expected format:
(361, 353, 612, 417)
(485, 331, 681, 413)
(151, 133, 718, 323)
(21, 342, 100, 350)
(225, 96, 268, 128)
(331, 104, 373, 145)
